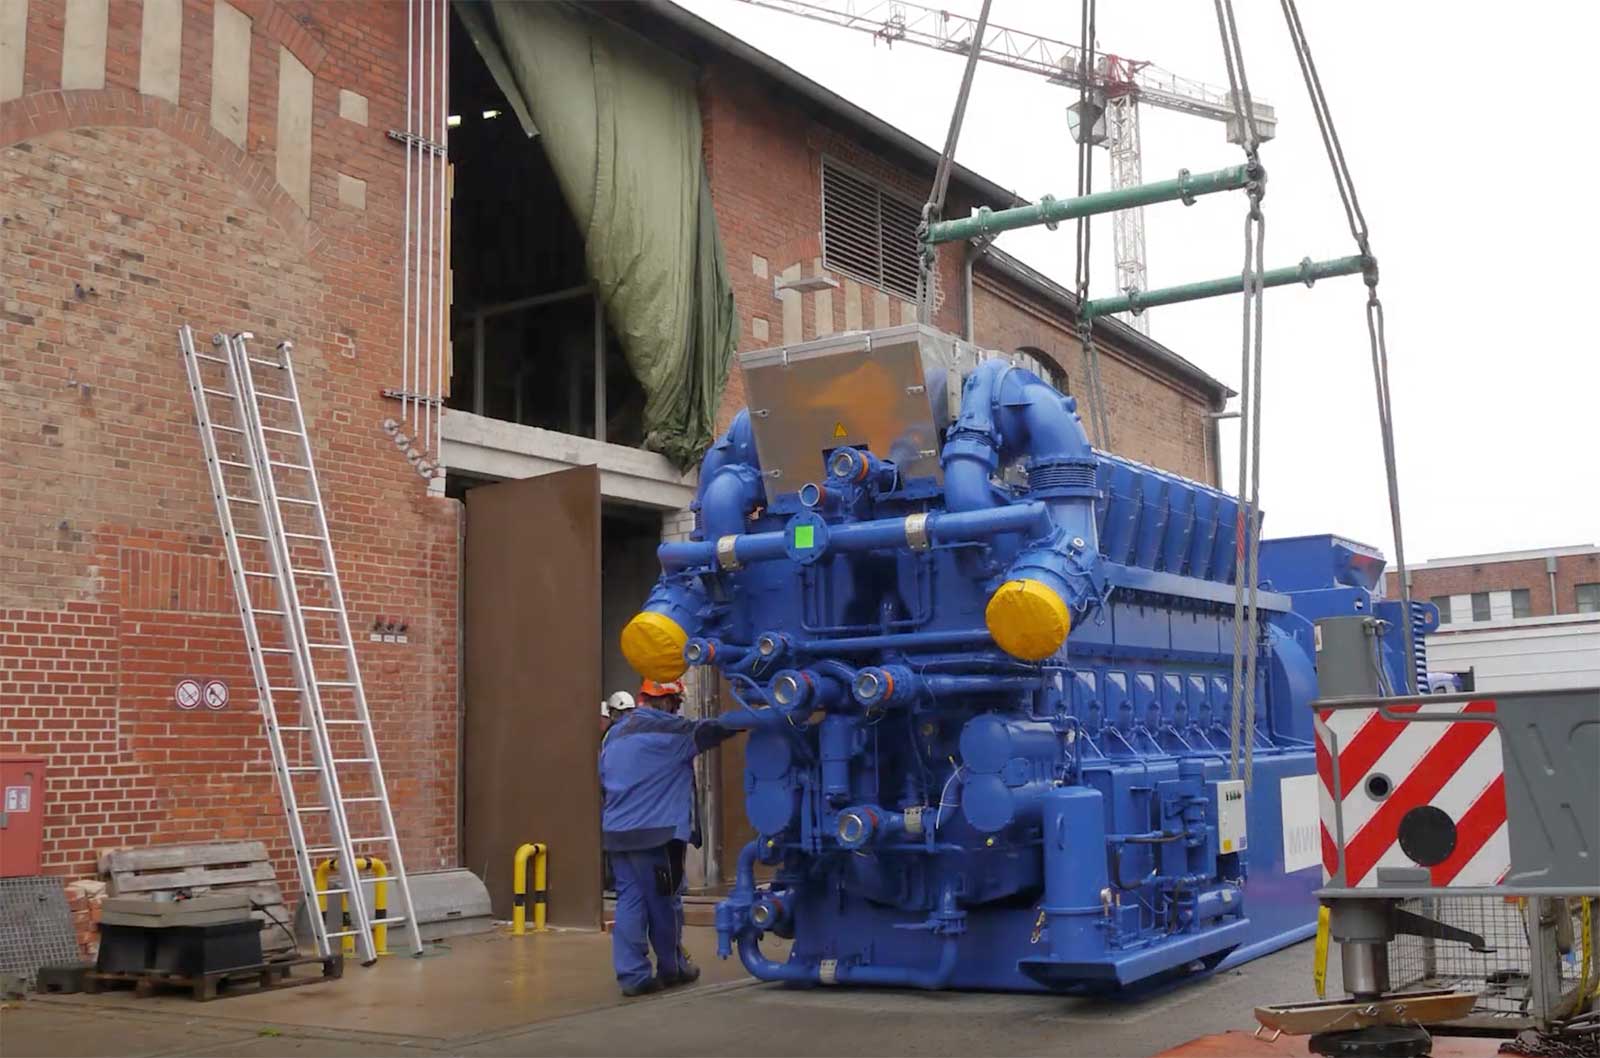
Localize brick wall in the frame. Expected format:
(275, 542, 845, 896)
(1384, 550, 1600, 617)
(1, 0, 459, 897)
(696, 61, 1216, 481)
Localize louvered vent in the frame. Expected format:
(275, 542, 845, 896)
(821, 158, 937, 305)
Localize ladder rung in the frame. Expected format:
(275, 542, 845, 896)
(236, 532, 269, 542)
(343, 797, 382, 804)
(217, 458, 252, 469)
(225, 494, 261, 504)
(267, 686, 304, 693)
(324, 930, 362, 939)
(271, 461, 312, 471)
(333, 758, 374, 766)
(256, 609, 286, 616)
(244, 570, 278, 578)
(292, 568, 334, 577)
(276, 725, 310, 732)
(212, 424, 245, 435)
(249, 356, 282, 368)
(302, 606, 340, 613)
(297, 805, 330, 813)
(259, 647, 294, 655)
(307, 643, 348, 650)
(279, 497, 319, 507)
(192, 352, 229, 365)
(317, 888, 349, 898)
(319, 681, 357, 688)
(306, 847, 340, 856)
(286, 767, 321, 774)
(285, 531, 325, 541)
(202, 387, 236, 400)
(350, 836, 395, 844)
(256, 392, 296, 404)
(262, 426, 300, 437)
(325, 719, 366, 726)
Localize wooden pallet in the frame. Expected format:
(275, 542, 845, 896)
(99, 842, 297, 955)
(84, 953, 341, 1002)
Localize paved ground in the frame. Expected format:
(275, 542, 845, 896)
(0, 927, 1334, 1057)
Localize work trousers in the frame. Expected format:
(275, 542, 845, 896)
(610, 842, 686, 989)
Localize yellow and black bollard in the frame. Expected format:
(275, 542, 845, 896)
(512, 843, 548, 935)
(314, 856, 389, 955)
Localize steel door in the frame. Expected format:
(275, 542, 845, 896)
(463, 467, 602, 926)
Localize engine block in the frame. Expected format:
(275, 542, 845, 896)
(622, 326, 1427, 992)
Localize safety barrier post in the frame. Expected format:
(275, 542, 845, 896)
(1082, 254, 1373, 320)
(315, 856, 389, 955)
(512, 843, 549, 936)
(923, 163, 1259, 246)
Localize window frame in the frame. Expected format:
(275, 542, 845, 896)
(820, 155, 932, 304)
(1577, 582, 1600, 614)
(1431, 595, 1453, 625)
(1470, 592, 1491, 622)
(1511, 588, 1532, 619)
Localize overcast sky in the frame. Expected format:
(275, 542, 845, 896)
(678, 0, 1599, 566)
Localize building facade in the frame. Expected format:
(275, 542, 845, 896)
(2, 0, 1230, 908)
(1384, 544, 1600, 628)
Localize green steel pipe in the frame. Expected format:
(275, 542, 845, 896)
(1082, 254, 1375, 319)
(924, 163, 1259, 246)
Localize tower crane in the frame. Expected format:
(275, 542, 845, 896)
(728, 0, 1276, 334)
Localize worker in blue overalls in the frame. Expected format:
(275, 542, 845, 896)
(600, 678, 739, 997)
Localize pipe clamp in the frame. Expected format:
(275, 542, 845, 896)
(819, 958, 838, 985)
(904, 805, 925, 836)
(904, 513, 932, 551)
(716, 535, 742, 571)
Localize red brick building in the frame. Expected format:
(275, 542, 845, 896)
(1, 0, 1230, 913)
(1384, 544, 1600, 627)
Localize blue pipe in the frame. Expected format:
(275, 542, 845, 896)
(701, 463, 765, 541)
(657, 503, 1052, 572)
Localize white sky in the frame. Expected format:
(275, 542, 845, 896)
(677, 0, 1600, 565)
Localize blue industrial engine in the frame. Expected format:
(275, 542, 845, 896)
(621, 326, 1431, 992)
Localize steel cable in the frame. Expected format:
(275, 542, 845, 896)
(1280, 0, 1416, 690)
(1072, 0, 1112, 450)
(1214, 0, 1268, 785)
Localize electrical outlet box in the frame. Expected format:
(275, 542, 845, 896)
(1215, 779, 1248, 854)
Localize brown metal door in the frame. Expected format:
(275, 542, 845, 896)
(463, 466, 601, 927)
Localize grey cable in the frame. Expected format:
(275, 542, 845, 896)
(918, 0, 993, 323)
(1279, 0, 1415, 691)
(1072, 0, 1111, 450)
(1215, 0, 1267, 785)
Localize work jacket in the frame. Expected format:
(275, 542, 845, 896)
(599, 706, 735, 852)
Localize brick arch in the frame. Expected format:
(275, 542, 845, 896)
(0, 88, 326, 257)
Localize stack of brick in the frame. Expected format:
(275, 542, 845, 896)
(62, 877, 107, 959)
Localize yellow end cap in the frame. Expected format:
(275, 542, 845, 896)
(621, 611, 689, 682)
(985, 579, 1071, 661)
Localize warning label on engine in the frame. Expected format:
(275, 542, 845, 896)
(1280, 773, 1320, 872)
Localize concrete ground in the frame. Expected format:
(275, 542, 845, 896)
(1, 927, 1334, 1057)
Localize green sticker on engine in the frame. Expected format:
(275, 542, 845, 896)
(793, 524, 815, 550)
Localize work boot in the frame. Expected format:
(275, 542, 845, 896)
(620, 977, 661, 998)
(662, 957, 701, 987)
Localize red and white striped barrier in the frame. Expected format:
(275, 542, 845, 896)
(1315, 700, 1509, 890)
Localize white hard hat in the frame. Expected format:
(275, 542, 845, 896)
(603, 690, 636, 719)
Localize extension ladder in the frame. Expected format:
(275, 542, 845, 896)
(179, 326, 421, 963)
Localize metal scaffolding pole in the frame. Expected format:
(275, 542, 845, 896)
(924, 163, 1259, 246)
(1082, 254, 1372, 319)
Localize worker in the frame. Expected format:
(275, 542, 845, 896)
(599, 677, 739, 997)
(600, 689, 635, 737)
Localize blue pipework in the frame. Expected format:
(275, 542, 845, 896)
(624, 351, 1429, 993)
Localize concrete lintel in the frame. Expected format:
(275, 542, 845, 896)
(441, 410, 697, 511)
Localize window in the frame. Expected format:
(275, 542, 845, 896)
(821, 158, 925, 302)
(1470, 592, 1491, 622)
(1431, 596, 1452, 624)
(1578, 583, 1600, 613)
(1511, 588, 1532, 619)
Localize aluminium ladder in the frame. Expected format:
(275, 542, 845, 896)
(179, 325, 421, 964)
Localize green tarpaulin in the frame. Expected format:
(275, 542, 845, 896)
(457, 2, 736, 467)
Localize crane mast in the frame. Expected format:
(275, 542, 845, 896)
(729, 0, 1276, 334)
